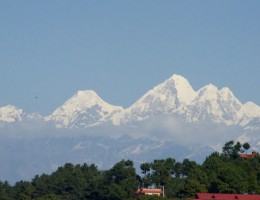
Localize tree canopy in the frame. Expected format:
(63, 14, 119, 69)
(0, 141, 259, 199)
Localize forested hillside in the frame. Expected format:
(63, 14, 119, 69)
(0, 141, 259, 200)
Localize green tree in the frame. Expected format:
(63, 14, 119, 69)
(182, 179, 207, 198)
(151, 158, 175, 187)
(140, 163, 151, 176)
(13, 181, 35, 200)
(173, 162, 182, 178)
(188, 165, 209, 189)
(248, 171, 257, 194)
(222, 141, 244, 160)
(222, 140, 234, 157)
(243, 142, 250, 155)
(0, 181, 12, 200)
(181, 159, 197, 178)
(232, 141, 243, 159)
(216, 165, 248, 193)
(32, 174, 53, 198)
(35, 193, 60, 200)
(103, 160, 139, 200)
(140, 162, 152, 188)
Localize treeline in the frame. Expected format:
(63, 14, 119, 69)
(0, 141, 259, 200)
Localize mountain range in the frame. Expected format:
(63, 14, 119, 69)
(1, 74, 260, 130)
(0, 74, 259, 183)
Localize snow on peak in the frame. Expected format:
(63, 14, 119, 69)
(68, 90, 101, 107)
(219, 87, 242, 111)
(27, 112, 43, 120)
(169, 74, 189, 83)
(56, 90, 123, 113)
(196, 85, 240, 105)
(199, 84, 218, 92)
(0, 105, 23, 123)
(220, 87, 236, 101)
(240, 101, 260, 118)
(75, 90, 98, 99)
(164, 74, 197, 104)
(187, 84, 242, 125)
(1, 74, 258, 130)
(220, 86, 231, 93)
(116, 74, 197, 124)
(152, 74, 196, 105)
(195, 84, 219, 101)
(47, 90, 123, 128)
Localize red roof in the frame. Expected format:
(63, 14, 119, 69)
(195, 193, 260, 200)
(136, 188, 162, 194)
(240, 154, 251, 159)
(240, 151, 257, 159)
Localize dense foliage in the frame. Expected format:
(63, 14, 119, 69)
(0, 141, 259, 200)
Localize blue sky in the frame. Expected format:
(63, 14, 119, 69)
(0, 1, 259, 115)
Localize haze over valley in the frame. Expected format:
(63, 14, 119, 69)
(0, 74, 259, 183)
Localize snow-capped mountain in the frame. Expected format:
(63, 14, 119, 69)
(46, 90, 123, 128)
(185, 85, 242, 125)
(0, 74, 259, 183)
(239, 102, 260, 130)
(113, 74, 197, 124)
(1, 74, 259, 130)
(239, 102, 260, 118)
(0, 105, 24, 127)
(110, 74, 259, 129)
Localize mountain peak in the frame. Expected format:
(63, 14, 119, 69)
(169, 74, 187, 81)
(196, 84, 218, 100)
(66, 90, 103, 108)
(167, 74, 191, 87)
(47, 90, 123, 128)
(220, 87, 237, 101)
(1, 104, 20, 110)
(1, 74, 258, 130)
(0, 105, 23, 123)
(244, 101, 258, 107)
(241, 102, 260, 118)
(220, 87, 231, 92)
(203, 84, 218, 91)
(76, 90, 97, 97)
(74, 90, 100, 102)
(162, 74, 196, 104)
(120, 74, 197, 124)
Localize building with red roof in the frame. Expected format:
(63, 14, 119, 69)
(194, 193, 260, 200)
(135, 188, 164, 196)
(240, 151, 257, 159)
